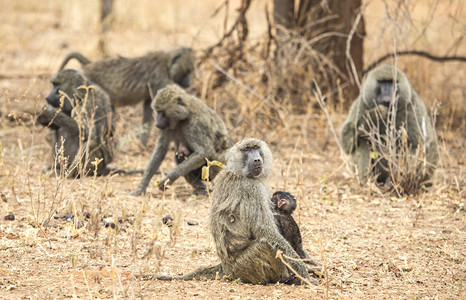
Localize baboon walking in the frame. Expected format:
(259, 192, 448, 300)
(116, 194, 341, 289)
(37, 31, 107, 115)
(37, 69, 115, 177)
(130, 85, 232, 195)
(340, 64, 438, 188)
(58, 47, 195, 146)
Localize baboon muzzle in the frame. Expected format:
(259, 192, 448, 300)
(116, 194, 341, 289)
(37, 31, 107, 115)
(250, 157, 263, 177)
(377, 80, 395, 106)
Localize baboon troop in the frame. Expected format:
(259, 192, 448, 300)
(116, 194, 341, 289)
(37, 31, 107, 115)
(35, 29, 442, 287)
(37, 69, 115, 177)
(130, 85, 232, 196)
(58, 47, 195, 146)
(340, 64, 439, 186)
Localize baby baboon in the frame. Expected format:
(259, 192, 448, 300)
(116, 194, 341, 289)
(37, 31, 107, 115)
(271, 191, 321, 274)
(340, 64, 439, 186)
(130, 85, 232, 196)
(37, 69, 115, 177)
(58, 46, 195, 146)
(271, 191, 309, 261)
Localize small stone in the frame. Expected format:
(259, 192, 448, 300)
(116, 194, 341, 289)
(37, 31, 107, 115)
(4, 213, 15, 221)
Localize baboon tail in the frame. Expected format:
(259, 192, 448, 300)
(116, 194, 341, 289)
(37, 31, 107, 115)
(110, 169, 145, 176)
(58, 52, 92, 71)
(137, 264, 223, 281)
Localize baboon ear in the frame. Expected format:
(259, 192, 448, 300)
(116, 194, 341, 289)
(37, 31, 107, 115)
(176, 97, 185, 106)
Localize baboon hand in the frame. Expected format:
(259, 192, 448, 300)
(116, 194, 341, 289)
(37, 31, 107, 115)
(129, 187, 146, 196)
(158, 176, 173, 191)
(36, 105, 57, 125)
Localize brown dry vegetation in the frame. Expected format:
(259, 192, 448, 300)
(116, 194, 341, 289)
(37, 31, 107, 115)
(0, 0, 464, 299)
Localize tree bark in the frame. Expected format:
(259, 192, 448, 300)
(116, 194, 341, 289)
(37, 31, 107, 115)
(273, 0, 365, 106)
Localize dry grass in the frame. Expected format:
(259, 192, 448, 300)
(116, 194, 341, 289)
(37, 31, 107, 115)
(0, 0, 464, 299)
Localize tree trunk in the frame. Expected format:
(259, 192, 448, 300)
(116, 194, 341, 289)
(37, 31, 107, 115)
(273, 0, 365, 106)
(98, 0, 114, 57)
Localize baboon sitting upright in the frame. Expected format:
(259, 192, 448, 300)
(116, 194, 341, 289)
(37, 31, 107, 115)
(210, 139, 316, 284)
(340, 64, 439, 187)
(141, 138, 318, 285)
(58, 46, 195, 146)
(130, 85, 232, 196)
(37, 69, 115, 177)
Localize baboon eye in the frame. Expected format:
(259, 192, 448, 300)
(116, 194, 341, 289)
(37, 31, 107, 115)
(241, 147, 250, 152)
(253, 145, 259, 150)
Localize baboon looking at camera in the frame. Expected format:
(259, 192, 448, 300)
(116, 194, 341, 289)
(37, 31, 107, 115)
(340, 64, 439, 188)
(140, 138, 318, 285)
(130, 85, 232, 196)
(209, 138, 316, 285)
(37, 69, 115, 177)
(58, 47, 195, 146)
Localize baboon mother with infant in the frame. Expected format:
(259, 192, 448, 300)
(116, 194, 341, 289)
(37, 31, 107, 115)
(130, 85, 232, 196)
(145, 138, 318, 285)
(37, 69, 115, 177)
(58, 47, 195, 146)
(210, 138, 316, 284)
(340, 64, 438, 186)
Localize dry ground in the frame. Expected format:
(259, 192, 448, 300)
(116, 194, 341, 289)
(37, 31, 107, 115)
(0, 0, 465, 299)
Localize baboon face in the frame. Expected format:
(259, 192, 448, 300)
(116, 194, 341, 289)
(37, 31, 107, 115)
(272, 191, 297, 214)
(241, 144, 264, 178)
(171, 53, 191, 88)
(225, 138, 273, 179)
(376, 79, 399, 107)
(363, 64, 411, 110)
(155, 110, 171, 129)
(46, 69, 85, 115)
(153, 86, 190, 130)
(169, 47, 195, 88)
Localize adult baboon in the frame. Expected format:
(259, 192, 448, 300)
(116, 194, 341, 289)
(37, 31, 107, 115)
(209, 138, 316, 285)
(340, 64, 438, 186)
(58, 46, 195, 146)
(130, 85, 232, 196)
(37, 69, 115, 177)
(140, 138, 317, 285)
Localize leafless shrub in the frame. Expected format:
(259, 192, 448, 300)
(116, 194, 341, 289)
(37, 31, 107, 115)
(360, 104, 436, 195)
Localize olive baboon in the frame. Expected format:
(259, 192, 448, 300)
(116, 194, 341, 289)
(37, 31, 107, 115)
(37, 69, 115, 177)
(340, 64, 439, 186)
(58, 46, 195, 146)
(271, 191, 312, 262)
(140, 138, 318, 285)
(208, 138, 316, 285)
(130, 85, 232, 196)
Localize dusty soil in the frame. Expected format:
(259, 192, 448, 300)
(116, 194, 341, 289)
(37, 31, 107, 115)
(0, 1, 464, 299)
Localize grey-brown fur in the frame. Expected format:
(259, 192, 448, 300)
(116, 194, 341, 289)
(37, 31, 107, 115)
(209, 138, 316, 285)
(130, 85, 232, 196)
(140, 138, 317, 285)
(37, 69, 115, 177)
(58, 47, 195, 146)
(340, 64, 439, 184)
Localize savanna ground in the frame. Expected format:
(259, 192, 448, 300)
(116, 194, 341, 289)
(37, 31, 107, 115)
(0, 0, 464, 299)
